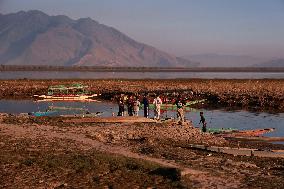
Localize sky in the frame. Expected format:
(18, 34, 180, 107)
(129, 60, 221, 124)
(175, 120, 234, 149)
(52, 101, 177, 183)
(1, 0, 284, 58)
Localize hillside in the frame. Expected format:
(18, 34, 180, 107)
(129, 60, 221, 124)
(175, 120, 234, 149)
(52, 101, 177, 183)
(0, 10, 197, 67)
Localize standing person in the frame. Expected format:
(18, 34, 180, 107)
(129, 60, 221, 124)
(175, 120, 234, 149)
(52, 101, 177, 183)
(133, 97, 141, 116)
(142, 94, 149, 118)
(153, 95, 162, 120)
(175, 96, 185, 124)
(199, 112, 207, 132)
(127, 95, 134, 116)
(117, 94, 125, 116)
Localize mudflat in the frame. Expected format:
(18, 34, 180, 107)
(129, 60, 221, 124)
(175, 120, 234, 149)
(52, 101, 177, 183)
(0, 114, 284, 188)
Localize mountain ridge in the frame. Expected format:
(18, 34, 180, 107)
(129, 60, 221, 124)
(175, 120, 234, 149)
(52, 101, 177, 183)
(184, 54, 268, 67)
(0, 10, 198, 67)
(253, 59, 284, 67)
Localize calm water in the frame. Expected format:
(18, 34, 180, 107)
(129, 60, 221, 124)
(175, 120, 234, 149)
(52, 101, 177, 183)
(0, 100, 283, 137)
(0, 71, 283, 79)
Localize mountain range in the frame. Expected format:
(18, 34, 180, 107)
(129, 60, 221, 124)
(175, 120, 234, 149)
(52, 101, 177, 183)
(0, 10, 197, 67)
(253, 59, 284, 67)
(184, 54, 269, 67)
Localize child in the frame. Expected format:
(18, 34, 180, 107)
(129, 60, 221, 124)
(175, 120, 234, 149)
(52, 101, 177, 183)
(199, 112, 207, 132)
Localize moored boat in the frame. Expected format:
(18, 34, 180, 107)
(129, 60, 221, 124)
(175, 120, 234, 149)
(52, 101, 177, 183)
(211, 128, 275, 137)
(28, 110, 57, 117)
(147, 99, 206, 111)
(33, 83, 98, 101)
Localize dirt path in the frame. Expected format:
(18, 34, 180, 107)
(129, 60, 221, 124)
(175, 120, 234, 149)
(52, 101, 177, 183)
(0, 123, 241, 188)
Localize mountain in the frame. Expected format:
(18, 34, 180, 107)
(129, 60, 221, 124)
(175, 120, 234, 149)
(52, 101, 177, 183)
(0, 10, 198, 67)
(184, 54, 266, 67)
(253, 59, 284, 67)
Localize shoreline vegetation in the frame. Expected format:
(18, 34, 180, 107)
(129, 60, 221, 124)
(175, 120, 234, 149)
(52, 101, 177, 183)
(1, 65, 284, 72)
(0, 79, 283, 112)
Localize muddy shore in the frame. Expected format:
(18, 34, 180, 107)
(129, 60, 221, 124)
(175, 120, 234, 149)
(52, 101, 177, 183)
(1, 114, 284, 188)
(0, 79, 284, 112)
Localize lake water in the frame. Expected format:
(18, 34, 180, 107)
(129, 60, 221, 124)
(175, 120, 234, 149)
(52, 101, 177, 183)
(0, 100, 283, 138)
(0, 71, 283, 79)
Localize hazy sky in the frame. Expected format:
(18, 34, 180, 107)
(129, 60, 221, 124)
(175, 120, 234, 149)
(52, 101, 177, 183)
(1, 0, 284, 58)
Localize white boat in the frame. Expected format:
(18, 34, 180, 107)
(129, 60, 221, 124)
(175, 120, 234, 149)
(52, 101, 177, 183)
(33, 83, 99, 101)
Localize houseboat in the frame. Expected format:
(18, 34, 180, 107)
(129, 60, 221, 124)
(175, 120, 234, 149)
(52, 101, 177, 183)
(33, 83, 98, 101)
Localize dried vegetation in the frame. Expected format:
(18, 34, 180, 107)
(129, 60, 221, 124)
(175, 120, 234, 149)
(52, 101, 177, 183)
(0, 79, 283, 111)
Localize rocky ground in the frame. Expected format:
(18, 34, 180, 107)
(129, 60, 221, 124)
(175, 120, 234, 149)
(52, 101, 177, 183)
(0, 79, 283, 112)
(1, 114, 284, 189)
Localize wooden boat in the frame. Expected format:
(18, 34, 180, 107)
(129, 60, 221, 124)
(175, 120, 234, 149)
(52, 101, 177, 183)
(28, 110, 57, 117)
(213, 128, 275, 137)
(207, 128, 238, 134)
(60, 112, 103, 118)
(29, 106, 103, 117)
(63, 116, 157, 123)
(33, 83, 98, 101)
(147, 99, 206, 111)
(231, 128, 275, 137)
(48, 106, 88, 111)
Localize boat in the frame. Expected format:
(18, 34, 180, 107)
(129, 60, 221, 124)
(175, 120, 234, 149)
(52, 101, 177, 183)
(230, 128, 275, 137)
(211, 128, 275, 137)
(29, 105, 103, 117)
(33, 83, 98, 101)
(28, 110, 57, 117)
(60, 112, 103, 118)
(207, 127, 238, 134)
(147, 99, 206, 111)
(48, 106, 88, 111)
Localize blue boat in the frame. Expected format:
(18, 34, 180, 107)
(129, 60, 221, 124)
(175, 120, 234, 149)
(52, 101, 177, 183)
(29, 110, 57, 117)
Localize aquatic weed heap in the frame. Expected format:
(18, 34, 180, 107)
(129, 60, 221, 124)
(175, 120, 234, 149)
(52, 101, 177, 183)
(0, 79, 283, 111)
(194, 80, 284, 111)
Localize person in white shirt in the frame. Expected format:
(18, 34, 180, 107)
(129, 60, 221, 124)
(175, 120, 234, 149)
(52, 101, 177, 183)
(133, 97, 141, 116)
(153, 95, 162, 120)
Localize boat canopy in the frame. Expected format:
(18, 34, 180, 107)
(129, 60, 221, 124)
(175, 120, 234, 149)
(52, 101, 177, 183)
(48, 84, 88, 90)
(47, 83, 89, 95)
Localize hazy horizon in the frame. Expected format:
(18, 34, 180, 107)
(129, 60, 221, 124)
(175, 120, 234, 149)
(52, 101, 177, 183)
(1, 0, 284, 59)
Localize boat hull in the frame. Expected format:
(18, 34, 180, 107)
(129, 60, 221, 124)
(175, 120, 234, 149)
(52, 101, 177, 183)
(34, 94, 98, 101)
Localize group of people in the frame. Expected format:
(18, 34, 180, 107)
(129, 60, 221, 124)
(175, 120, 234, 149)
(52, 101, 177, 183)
(116, 94, 207, 132)
(117, 94, 141, 117)
(116, 94, 164, 119)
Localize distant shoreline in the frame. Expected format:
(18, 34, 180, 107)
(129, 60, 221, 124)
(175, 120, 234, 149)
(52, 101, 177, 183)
(1, 65, 284, 72)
